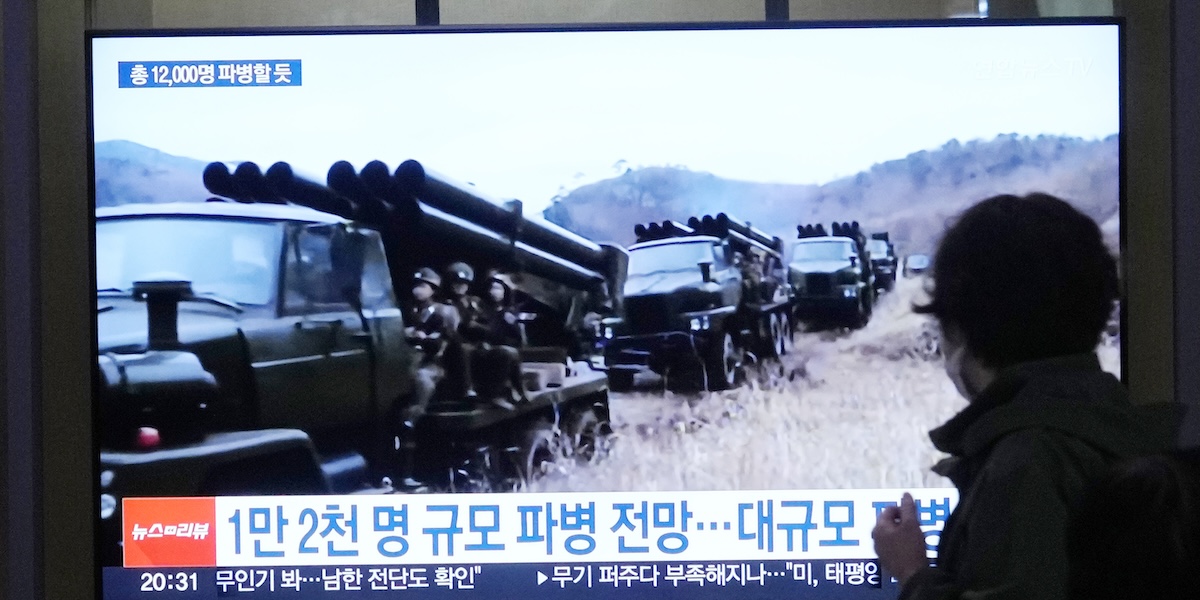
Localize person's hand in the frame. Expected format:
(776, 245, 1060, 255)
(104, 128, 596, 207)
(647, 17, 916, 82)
(415, 331, 427, 339)
(504, 312, 517, 325)
(872, 492, 929, 586)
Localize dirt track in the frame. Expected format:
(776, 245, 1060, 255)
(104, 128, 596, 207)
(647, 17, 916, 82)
(529, 276, 1121, 493)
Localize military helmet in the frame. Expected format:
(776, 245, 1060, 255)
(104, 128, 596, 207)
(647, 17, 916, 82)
(446, 262, 475, 284)
(413, 267, 441, 289)
(486, 270, 516, 293)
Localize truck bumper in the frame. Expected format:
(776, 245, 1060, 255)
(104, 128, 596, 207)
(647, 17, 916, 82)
(795, 295, 859, 318)
(97, 429, 330, 566)
(603, 330, 715, 372)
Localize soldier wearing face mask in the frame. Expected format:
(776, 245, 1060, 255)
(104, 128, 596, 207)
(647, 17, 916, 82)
(871, 193, 1181, 600)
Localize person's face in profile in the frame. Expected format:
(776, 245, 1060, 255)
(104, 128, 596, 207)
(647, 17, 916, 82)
(939, 321, 974, 401)
(489, 281, 505, 305)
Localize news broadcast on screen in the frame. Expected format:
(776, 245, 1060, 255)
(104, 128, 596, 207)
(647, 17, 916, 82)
(89, 20, 1121, 598)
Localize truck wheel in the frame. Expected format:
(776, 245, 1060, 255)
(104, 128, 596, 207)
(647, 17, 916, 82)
(704, 332, 739, 391)
(607, 370, 635, 392)
(777, 312, 794, 355)
(850, 296, 868, 330)
(568, 409, 609, 462)
(767, 313, 783, 358)
(516, 421, 560, 483)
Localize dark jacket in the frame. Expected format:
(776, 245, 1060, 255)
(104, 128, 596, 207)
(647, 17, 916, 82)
(901, 353, 1180, 600)
(473, 304, 522, 348)
(407, 303, 447, 357)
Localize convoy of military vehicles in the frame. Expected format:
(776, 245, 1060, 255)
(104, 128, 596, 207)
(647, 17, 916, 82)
(95, 155, 914, 563)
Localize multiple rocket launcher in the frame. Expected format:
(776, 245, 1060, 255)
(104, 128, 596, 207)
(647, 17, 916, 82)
(201, 159, 628, 315)
(632, 213, 785, 260)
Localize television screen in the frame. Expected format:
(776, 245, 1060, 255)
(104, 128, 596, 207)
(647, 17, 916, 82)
(90, 20, 1121, 598)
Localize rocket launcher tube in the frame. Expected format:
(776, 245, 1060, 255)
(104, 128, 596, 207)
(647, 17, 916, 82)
(394, 160, 610, 274)
(715, 213, 782, 253)
(334, 162, 612, 294)
(327, 161, 396, 226)
(232, 162, 285, 205)
(263, 162, 357, 220)
(203, 162, 255, 204)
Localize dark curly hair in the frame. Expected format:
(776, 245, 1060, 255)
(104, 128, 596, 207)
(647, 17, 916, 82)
(913, 193, 1118, 368)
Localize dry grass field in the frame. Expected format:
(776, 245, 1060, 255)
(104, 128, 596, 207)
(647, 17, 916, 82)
(529, 275, 1121, 493)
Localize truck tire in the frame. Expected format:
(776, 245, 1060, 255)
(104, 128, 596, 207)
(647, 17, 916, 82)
(777, 312, 794, 356)
(767, 313, 783, 359)
(607, 370, 635, 392)
(704, 332, 738, 391)
(849, 295, 868, 330)
(516, 421, 560, 483)
(568, 408, 609, 462)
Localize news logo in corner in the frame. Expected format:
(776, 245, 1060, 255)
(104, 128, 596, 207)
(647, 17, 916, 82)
(122, 497, 217, 568)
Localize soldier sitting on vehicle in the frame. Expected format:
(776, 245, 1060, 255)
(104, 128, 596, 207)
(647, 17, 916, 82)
(760, 255, 785, 301)
(462, 272, 528, 410)
(739, 251, 765, 302)
(405, 268, 450, 362)
(406, 267, 475, 401)
(443, 262, 483, 399)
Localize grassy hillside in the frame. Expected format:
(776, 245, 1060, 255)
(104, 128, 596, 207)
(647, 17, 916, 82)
(543, 134, 1119, 256)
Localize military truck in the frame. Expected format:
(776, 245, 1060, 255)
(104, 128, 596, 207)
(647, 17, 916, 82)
(789, 221, 876, 329)
(96, 158, 626, 564)
(601, 213, 794, 391)
(867, 232, 898, 293)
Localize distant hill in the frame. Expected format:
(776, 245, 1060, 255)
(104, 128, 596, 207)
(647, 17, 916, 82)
(542, 134, 1119, 256)
(94, 135, 1119, 257)
(94, 140, 211, 207)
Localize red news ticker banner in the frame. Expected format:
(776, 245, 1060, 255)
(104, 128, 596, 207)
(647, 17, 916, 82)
(123, 497, 218, 567)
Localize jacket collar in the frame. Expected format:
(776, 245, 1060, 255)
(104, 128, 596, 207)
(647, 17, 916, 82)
(931, 353, 1105, 457)
(929, 352, 1182, 484)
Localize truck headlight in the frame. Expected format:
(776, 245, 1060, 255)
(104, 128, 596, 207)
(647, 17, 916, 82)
(689, 316, 710, 331)
(843, 288, 857, 298)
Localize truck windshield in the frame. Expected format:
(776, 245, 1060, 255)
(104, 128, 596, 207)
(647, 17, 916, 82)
(792, 240, 853, 262)
(97, 217, 283, 306)
(867, 239, 889, 257)
(906, 255, 931, 269)
(627, 241, 716, 277)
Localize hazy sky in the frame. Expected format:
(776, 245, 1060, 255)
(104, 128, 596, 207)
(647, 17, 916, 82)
(91, 24, 1119, 214)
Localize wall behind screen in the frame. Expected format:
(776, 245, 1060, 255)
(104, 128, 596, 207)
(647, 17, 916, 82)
(14, 2, 1179, 600)
(87, 0, 1124, 28)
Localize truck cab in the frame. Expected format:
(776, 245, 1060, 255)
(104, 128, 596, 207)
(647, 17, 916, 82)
(96, 201, 416, 564)
(602, 235, 743, 385)
(867, 236, 898, 293)
(789, 235, 872, 328)
(602, 214, 794, 391)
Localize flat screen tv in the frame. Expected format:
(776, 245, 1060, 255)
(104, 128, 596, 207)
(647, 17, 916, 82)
(88, 19, 1122, 598)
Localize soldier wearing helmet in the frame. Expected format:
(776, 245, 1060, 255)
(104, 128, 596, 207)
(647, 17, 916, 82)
(441, 262, 484, 400)
(467, 271, 528, 409)
(444, 261, 483, 331)
(405, 268, 448, 360)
